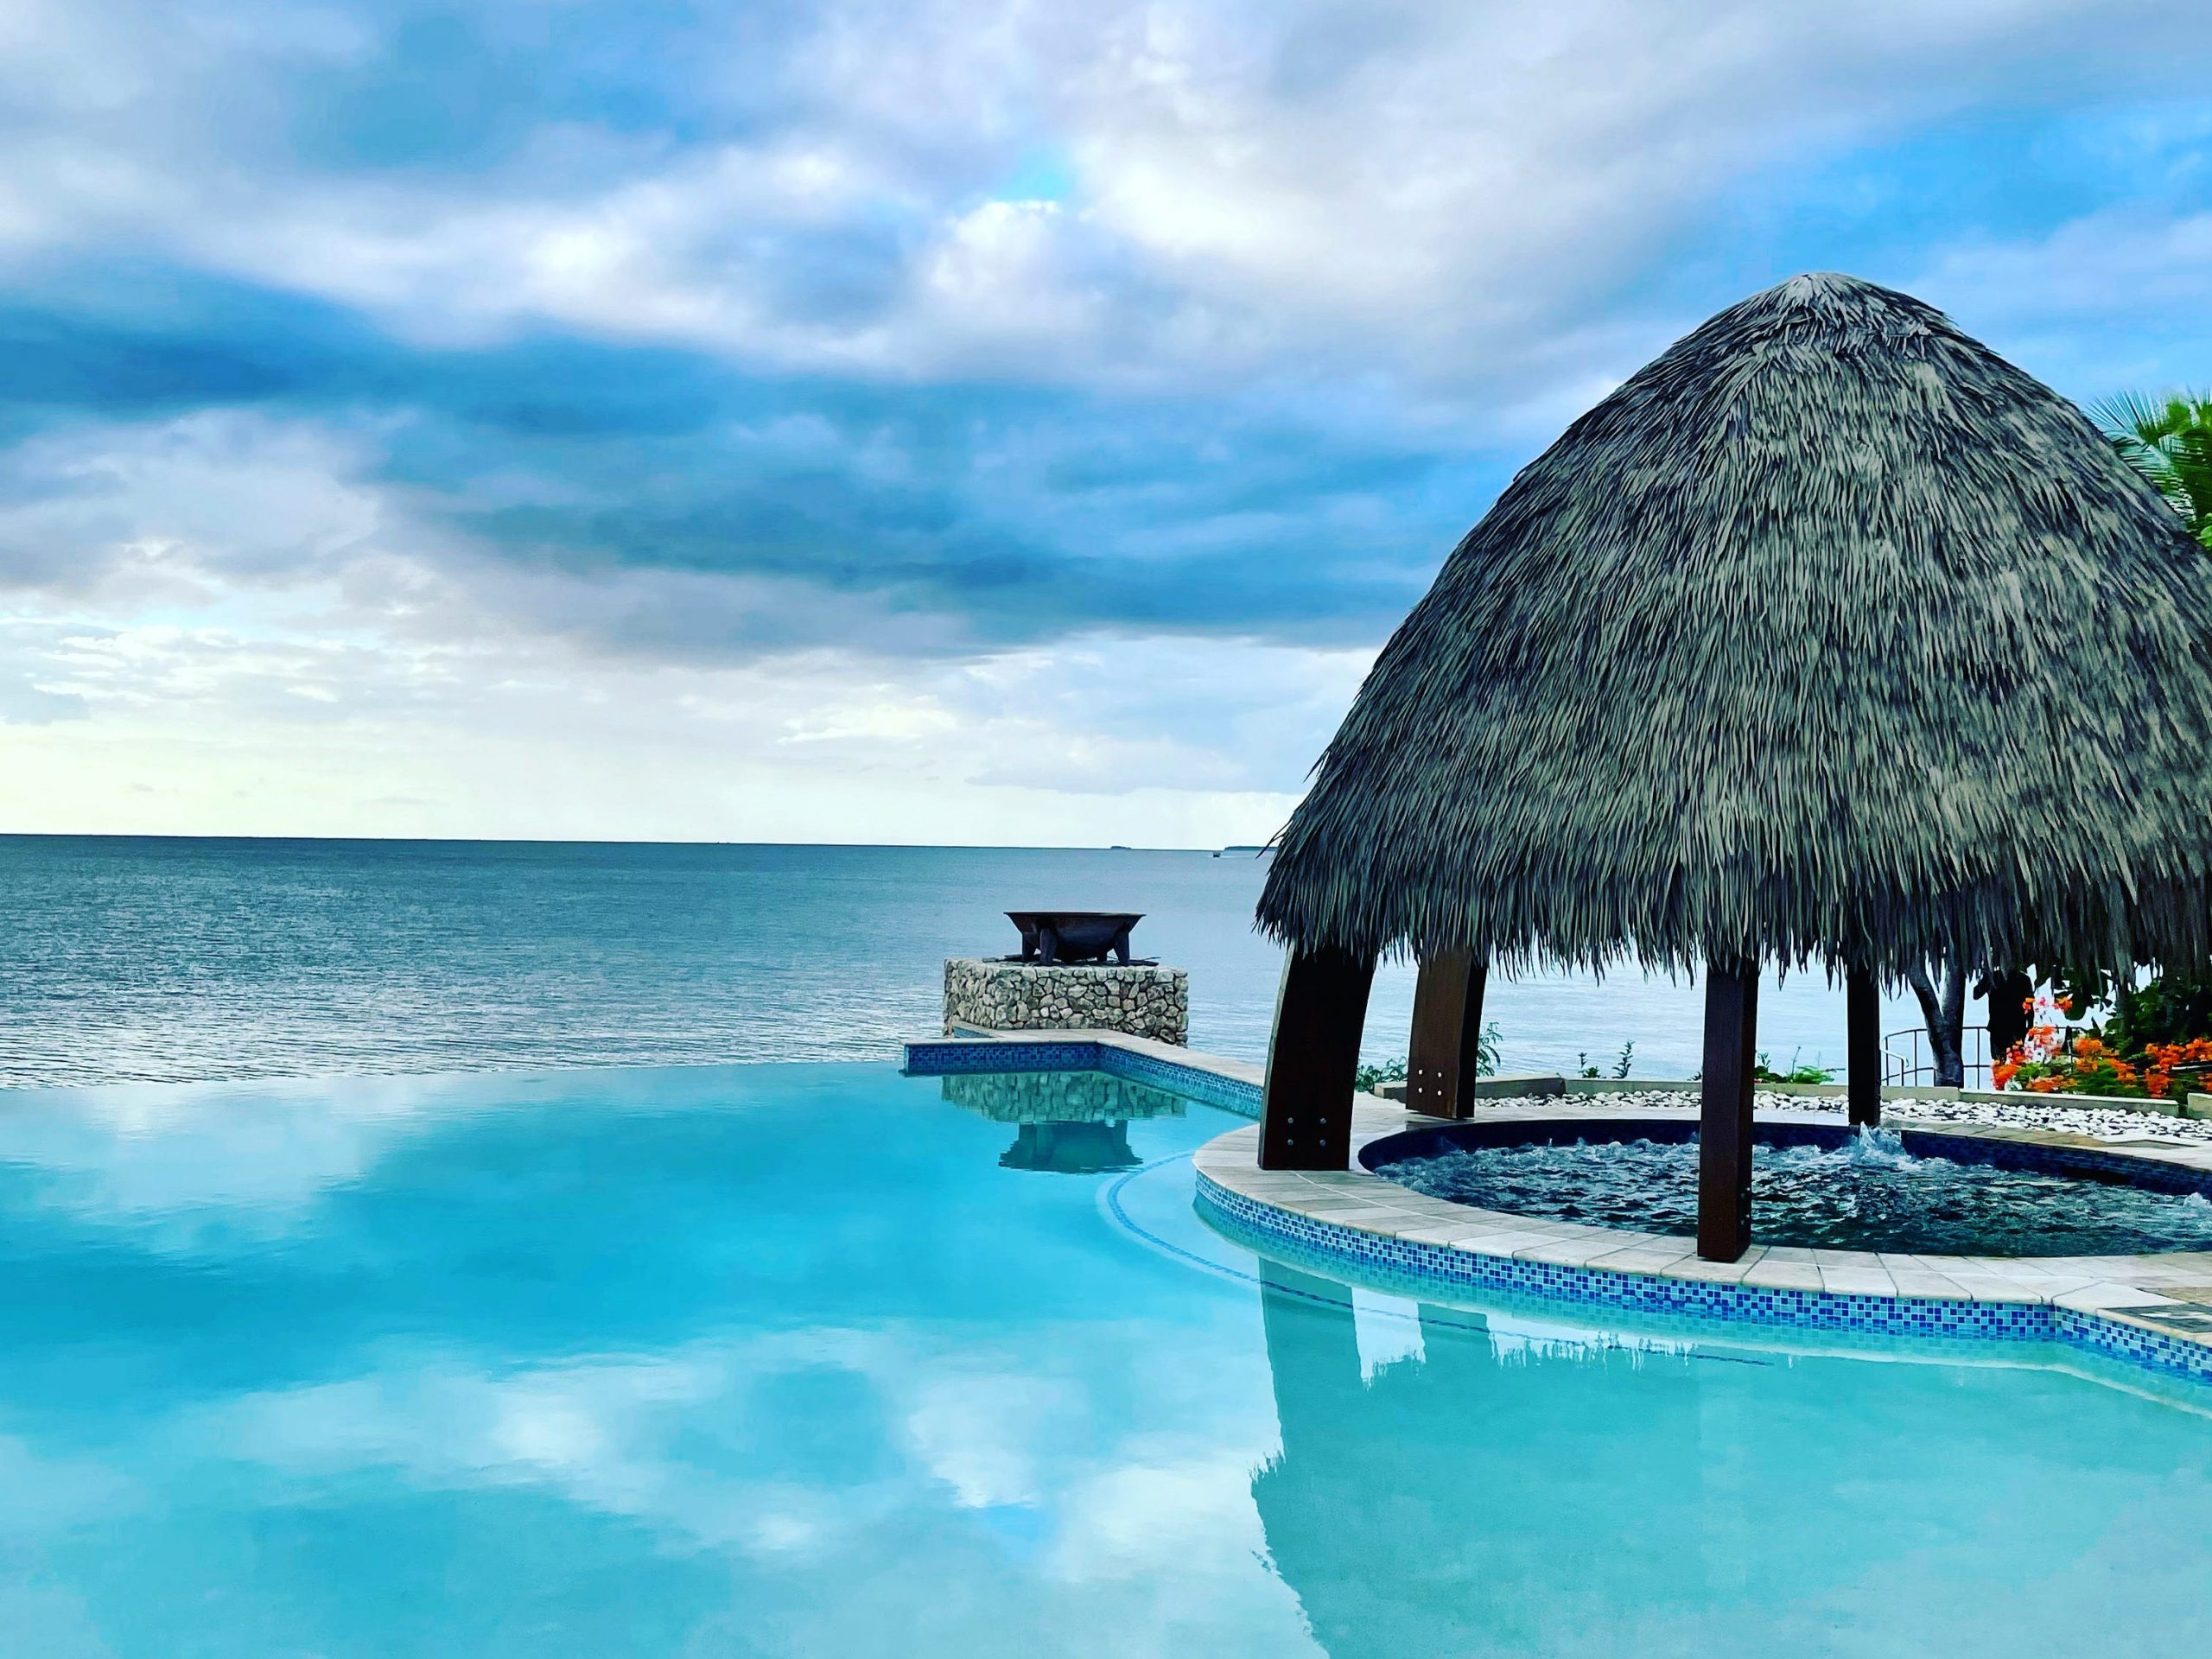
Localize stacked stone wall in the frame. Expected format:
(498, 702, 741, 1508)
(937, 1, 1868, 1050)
(943, 958, 1188, 1045)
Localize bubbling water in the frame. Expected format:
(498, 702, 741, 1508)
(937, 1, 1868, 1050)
(1380, 1128, 2212, 1256)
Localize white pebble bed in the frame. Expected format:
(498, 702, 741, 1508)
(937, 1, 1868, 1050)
(1572, 1087, 2212, 1144)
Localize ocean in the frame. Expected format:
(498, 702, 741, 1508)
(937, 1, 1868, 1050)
(0, 836, 1940, 1090)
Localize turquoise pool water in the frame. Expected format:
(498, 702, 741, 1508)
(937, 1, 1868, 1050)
(1, 1061, 2207, 1656)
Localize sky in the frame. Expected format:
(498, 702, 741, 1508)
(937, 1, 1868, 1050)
(0, 0, 2209, 846)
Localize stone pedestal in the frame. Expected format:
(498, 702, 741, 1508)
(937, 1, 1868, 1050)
(944, 957, 1189, 1046)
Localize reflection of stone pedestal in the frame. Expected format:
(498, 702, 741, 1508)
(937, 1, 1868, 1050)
(939, 1069, 1186, 1123)
(943, 958, 1189, 1044)
(940, 1070, 1185, 1176)
(1001, 1120, 1138, 1173)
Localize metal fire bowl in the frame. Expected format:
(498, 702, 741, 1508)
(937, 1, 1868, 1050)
(1006, 911, 1144, 965)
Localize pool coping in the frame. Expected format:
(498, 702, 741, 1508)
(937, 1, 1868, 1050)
(901, 1031, 2212, 1389)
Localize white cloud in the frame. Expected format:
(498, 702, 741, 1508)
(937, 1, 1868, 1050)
(3, 1, 2206, 397)
(0, 404, 1378, 839)
(1916, 209, 2212, 326)
(3, 3, 2209, 839)
(1906, 209, 2212, 391)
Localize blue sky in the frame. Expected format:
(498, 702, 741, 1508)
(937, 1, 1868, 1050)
(1, 0, 2209, 843)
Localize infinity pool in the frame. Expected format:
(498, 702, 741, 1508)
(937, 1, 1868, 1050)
(0, 1062, 2207, 1656)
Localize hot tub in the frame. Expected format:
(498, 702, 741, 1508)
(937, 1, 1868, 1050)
(1362, 1117, 2212, 1257)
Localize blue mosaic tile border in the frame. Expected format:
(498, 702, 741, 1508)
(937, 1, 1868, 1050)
(902, 1039, 1104, 1075)
(1196, 1172, 2212, 1389)
(900, 1038, 1264, 1118)
(1095, 1048, 1262, 1118)
(2050, 1306, 2212, 1387)
(1198, 1173, 2043, 1341)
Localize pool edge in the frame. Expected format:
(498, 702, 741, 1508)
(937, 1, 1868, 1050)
(901, 1031, 2212, 1391)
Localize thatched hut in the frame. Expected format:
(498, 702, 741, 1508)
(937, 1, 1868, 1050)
(1254, 271, 2212, 1260)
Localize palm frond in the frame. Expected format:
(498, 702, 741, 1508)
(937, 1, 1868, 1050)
(2094, 390, 2212, 537)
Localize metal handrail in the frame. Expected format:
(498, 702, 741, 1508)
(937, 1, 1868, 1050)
(1882, 1025, 1991, 1089)
(1881, 1023, 2092, 1090)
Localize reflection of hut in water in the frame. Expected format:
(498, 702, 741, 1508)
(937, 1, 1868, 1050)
(1247, 1261, 2143, 1656)
(940, 1070, 1185, 1174)
(1249, 1261, 1729, 1657)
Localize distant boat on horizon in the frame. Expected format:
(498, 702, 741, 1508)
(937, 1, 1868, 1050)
(1212, 844, 1274, 859)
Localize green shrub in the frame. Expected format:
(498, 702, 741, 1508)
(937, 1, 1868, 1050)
(1354, 1021, 1502, 1092)
(1753, 1049, 1836, 1084)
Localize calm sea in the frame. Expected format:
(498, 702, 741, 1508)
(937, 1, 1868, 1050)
(0, 836, 1936, 1090)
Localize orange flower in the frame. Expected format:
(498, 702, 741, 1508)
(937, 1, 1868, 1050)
(2057, 996, 2075, 1014)
(2149, 1071, 2175, 1096)
(1993, 1061, 2018, 1090)
(2072, 1033, 2105, 1058)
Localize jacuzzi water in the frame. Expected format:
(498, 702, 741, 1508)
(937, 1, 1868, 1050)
(1, 1062, 2208, 1657)
(1376, 1128, 2212, 1255)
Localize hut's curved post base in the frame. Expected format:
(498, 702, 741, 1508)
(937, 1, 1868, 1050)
(1407, 951, 1489, 1119)
(1697, 964, 1760, 1262)
(1847, 966, 1882, 1128)
(1257, 947, 1376, 1171)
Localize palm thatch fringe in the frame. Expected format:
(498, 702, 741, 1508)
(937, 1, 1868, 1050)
(1257, 273, 2212, 978)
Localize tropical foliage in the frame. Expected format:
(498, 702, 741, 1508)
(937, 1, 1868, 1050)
(1754, 1050, 1837, 1084)
(1572, 1041, 1636, 1079)
(2096, 391, 2212, 549)
(1355, 1021, 1501, 1092)
(1994, 981, 2212, 1103)
(1353, 1057, 1408, 1092)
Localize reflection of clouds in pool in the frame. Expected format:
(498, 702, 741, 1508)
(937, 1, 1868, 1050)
(902, 1370, 1068, 1509)
(159, 1319, 1280, 1596)
(0, 1433, 140, 1535)
(1051, 1452, 1270, 1583)
(0, 1073, 464, 1234)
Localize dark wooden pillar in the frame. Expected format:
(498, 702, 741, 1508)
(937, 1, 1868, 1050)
(1696, 963, 1759, 1262)
(1847, 966, 1882, 1129)
(1257, 945, 1376, 1170)
(1407, 950, 1488, 1119)
(1983, 969, 2033, 1068)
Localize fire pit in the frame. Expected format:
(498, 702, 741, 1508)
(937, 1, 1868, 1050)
(1006, 911, 1145, 966)
(944, 926, 1189, 1044)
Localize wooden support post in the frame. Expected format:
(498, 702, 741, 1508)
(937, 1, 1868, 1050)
(1847, 967, 1882, 1129)
(1697, 963, 1759, 1262)
(1983, 969, 2032, 1071)
(1407, 950, 1489, 1119)
(1257, 946, 1376, 1171)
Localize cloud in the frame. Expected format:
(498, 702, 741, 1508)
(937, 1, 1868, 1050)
(1916, 209, 2212, 338)
(1, 1, 2209, 837)
(6, 2, 2209, 392)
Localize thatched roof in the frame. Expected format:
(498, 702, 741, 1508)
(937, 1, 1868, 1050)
(1258, 272, 2212, 977)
